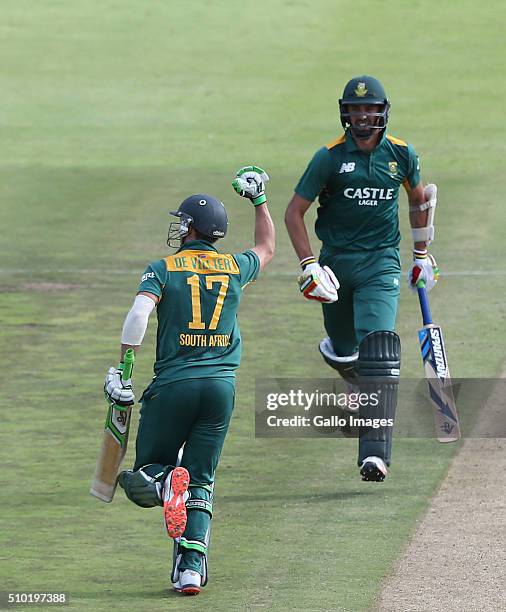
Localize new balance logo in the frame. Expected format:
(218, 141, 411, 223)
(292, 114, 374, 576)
(339, 162, 355, 173)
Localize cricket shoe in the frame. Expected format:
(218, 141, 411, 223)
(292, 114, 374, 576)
(162, 467, 190, 539)
(173, 569, 201, 596)
(360, 456, 388, 482)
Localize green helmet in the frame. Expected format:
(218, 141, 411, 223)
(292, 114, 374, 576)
(338, 75, 390, 137)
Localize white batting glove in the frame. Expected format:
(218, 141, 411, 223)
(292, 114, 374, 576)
(407, 251, 439, 292)
(232, 165, 270, 206)
(298, 258, 340, 303)
(104, 367, 135, 407)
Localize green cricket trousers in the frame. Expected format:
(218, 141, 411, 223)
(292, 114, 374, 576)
(135, 376, 235, 572)
(320, 246, 401, 356)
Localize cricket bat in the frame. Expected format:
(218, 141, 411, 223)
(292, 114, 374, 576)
(417, 280, 461, 442)
(90, 348, 135, 502)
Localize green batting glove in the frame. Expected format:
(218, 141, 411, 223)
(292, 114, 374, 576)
(232, 165, 270, 206)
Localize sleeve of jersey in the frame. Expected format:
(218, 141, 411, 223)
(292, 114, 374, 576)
(294, 147, 333, 202)
(137, 259, 167, 298)
(406, 143, 421, 189)
(234, 250, 261, 288)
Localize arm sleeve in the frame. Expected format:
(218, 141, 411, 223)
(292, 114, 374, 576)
(137, 259, 167, 297)
(294, 147, 334, 202)
(121, 294, 156, 346)
(405, 143, 421, 189)
(233, 250, 261, 287)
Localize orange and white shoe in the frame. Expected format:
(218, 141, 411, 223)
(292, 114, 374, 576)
(162, 467, 190, 538)
(173, 569, 201, 596)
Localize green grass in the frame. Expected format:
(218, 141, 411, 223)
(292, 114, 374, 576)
(1, 1, 505, 610)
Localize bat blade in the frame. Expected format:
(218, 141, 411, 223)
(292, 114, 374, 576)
(418, 324, 461, 442)
(90, 349, 135, 502)
(90, 404, 132, 502)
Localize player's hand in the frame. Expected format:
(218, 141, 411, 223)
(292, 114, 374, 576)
(298, 261, 340, 303)
(407, 252, 439, 292)
(232, 165, 269, 206)
(104, 366, 135, 407)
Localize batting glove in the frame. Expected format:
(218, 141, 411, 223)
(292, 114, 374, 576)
(104, 365, 135, 408)
(232, 165, 269, 206)
(407, 250, 439, 292)
(298, 257, 340, 303)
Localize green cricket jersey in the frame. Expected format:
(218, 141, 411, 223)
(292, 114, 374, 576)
(138, 239, 260, 385)
(295, 130, 421, 252)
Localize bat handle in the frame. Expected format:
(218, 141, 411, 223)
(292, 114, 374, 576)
(122, 348, 135, 380)
(416, 280, 433, 326)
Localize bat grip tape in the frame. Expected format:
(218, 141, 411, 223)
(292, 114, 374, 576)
(417, 285, 433, 326)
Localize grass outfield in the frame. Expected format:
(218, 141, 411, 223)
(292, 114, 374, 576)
(1, 1, 505, 610)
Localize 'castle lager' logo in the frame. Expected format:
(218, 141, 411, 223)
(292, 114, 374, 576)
(344, 186, 395, 207)
(354, 82, 368, 97)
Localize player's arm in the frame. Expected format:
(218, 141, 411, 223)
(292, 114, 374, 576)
(231, 165, 275, 271)
(407, 182, 428, 252)
(120, 261, 165, 352)
(285, 196, 340, 306)
(105, 264, 161, 407)
(284, 149, 339, 303)
(284, 193, 314, 261)
(285, 194, 339, 303)
(120, 291, 158, 359)
(105, 291, 157, 407)
(405, 180, 439, 292)
(285, 146, 331, 263)
(250, 203, 275, 271)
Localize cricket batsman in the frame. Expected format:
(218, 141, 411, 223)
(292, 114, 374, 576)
(103, 166, 274, 594)
(285, 75, 439, 482)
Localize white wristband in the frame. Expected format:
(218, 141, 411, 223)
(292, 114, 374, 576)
(121, 294, 156, 345)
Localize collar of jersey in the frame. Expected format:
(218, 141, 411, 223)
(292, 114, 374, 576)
(344, 129, 387, 152)
(177, 239, 218, 253)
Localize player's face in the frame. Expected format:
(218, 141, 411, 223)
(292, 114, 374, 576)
(347, 104, 383, 139)
(167, 213, 192, 248)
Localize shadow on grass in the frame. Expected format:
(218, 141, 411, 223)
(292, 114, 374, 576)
(68, 587, 182, 602)
(220, 489, 378, 504)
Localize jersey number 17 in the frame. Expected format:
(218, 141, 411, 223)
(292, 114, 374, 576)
(187, 274, 229, 330)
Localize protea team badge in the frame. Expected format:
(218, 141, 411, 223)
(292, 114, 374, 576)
(388, 161, 398, 176)
(354, 82, 368, 97)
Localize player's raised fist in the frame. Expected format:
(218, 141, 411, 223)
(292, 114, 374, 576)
(232, 165, 270, 206)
